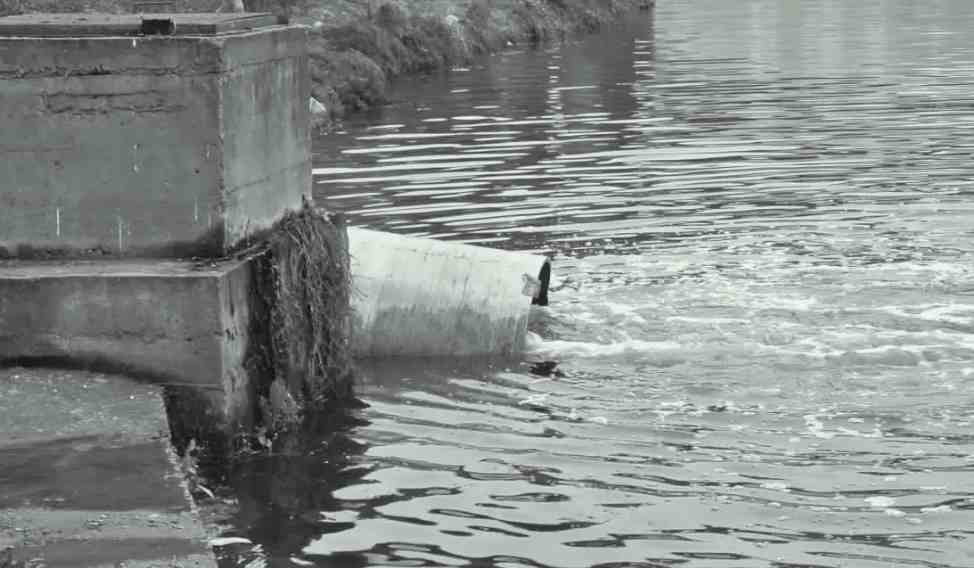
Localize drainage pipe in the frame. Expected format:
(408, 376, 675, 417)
(347, 228, 550, 358)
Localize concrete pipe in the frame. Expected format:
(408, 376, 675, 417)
(347, 228, 550, 358)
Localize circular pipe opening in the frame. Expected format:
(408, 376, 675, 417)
(532, 260, 551, 306)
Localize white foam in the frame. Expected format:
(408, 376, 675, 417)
(518, 393, 549, 406)
(803, 414, 836, 439)
(864, 496, 896, 508)
(524, 335, 683, 360)
(921, 505, 951, 513)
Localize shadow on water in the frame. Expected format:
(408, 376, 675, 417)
(209, 356, 534, 567)
(209, 399, 371, 567)
(210, 355, 622, 567)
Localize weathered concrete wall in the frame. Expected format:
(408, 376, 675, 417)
(221, 29, 312, 249)
(0, 24, 310, 258)
(0, 258, 259, 427)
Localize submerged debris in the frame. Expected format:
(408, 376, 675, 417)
(529, 360, 565, 377)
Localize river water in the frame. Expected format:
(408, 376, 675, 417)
(221, 1, 974, 566)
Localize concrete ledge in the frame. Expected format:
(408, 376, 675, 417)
(0, 257, 257, 427)
(0, 367, 215, 567)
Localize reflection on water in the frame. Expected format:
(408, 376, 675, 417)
(219, 1, 974, 566)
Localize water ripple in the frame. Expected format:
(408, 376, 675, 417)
(220, 1, 974, 566)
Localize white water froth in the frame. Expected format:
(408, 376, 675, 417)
(524, 330, 682, 361)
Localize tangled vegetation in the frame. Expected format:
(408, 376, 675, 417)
(305, 0, 640, 123)
(248, 205, 353, 436)
(162, 205, 352, 494)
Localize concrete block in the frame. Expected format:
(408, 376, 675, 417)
(0, 13, 311, 258)
(0, 257, 258, 427)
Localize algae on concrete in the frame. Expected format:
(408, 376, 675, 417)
(244, 206, 353, 436)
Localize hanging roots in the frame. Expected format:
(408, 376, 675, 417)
(248, 205, 353, 434)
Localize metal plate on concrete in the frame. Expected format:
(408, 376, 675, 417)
(0, 12, 279, 37)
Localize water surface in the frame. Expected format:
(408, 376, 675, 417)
(221, 2, 974, 566)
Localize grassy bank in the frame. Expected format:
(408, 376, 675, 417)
(1, 0, 644, 126)
(302, 0, 642, 125)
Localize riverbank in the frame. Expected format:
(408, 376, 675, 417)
(1, 0, 646, 127)
(302, 0, 645, 127)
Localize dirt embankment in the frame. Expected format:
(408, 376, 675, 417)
(299, 0, 643, 126)
(1, 0, 644, 127)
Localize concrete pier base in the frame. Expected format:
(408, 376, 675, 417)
(0, 258, 258, 428)
(0, 13, 348, 566)
(0, 367, 215, 567)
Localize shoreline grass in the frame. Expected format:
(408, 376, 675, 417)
(303, 0, 642, 127)
(1, 0, 644, 127)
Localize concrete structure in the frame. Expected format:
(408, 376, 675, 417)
(0, 12, 313, 424)
(0, 258, 258, 426)
(0, 367, 215, 567)
(0, 15, 316, 564)
(348, 228, 550, 357)
(0, 13, 310, 258)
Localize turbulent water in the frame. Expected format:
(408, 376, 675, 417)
(221, 1, 974, 566)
